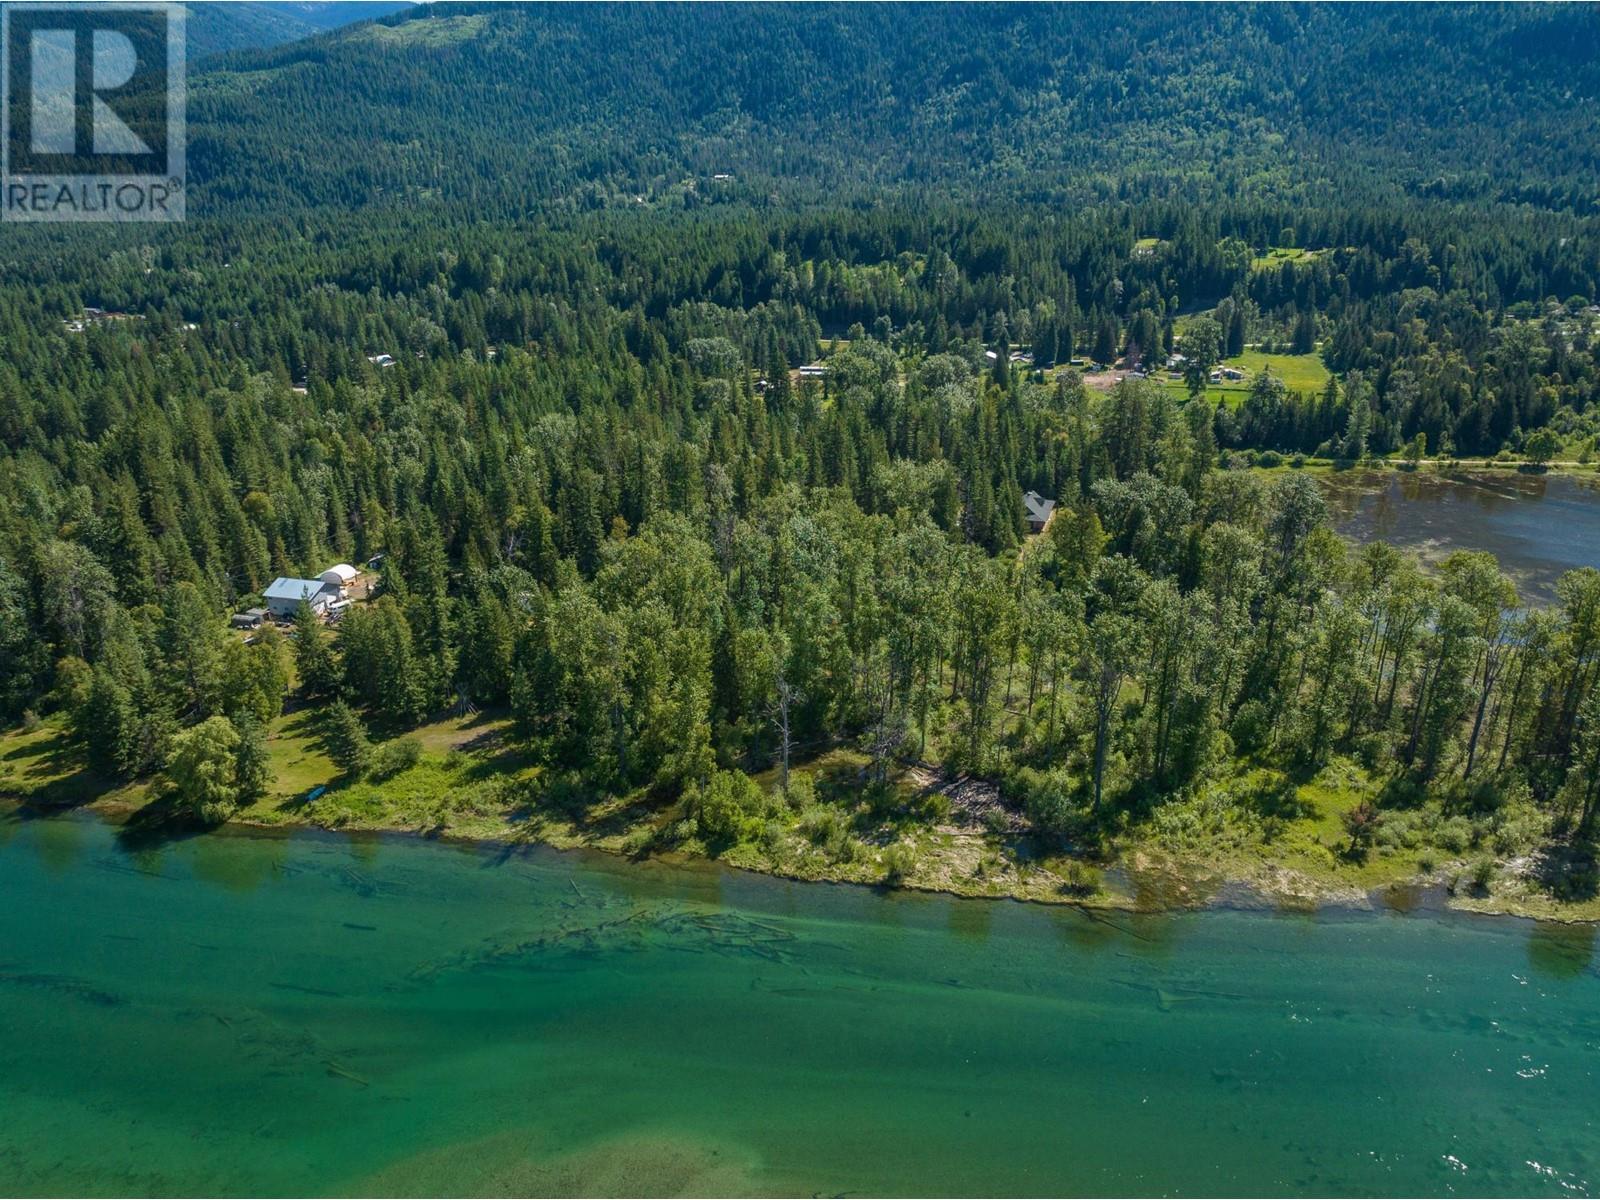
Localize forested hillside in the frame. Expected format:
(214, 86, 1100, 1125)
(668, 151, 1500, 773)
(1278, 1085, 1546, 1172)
(185, 2, 412, 62)
(3, 3, 1600, 907)
(184, 3, 1600, 213)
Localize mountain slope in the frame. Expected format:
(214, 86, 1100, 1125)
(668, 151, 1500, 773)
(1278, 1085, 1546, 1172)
(174, 2, 1600, 214)
(186, 2, 412, 62)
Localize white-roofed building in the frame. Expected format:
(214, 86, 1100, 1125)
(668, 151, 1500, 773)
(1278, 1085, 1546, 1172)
(319, 564, 359, 591)
(262, 577, 339, 620)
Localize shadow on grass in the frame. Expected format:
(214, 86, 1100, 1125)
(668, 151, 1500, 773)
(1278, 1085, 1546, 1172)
(0, 730, 112, 811)
(1247, 772, 1315, 822)
(580, 787, 672, 841)
(4, 765, 110, 810)
(815, 758, 872, 803)
(1530, 842, 1599, 903)
(457, 742, 536, 783)
(2, 727, 74, 769)
(1375, 773, 1429, 811)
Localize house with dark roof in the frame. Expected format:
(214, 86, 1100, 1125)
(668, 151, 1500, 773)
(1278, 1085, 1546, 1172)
(1022, 490, 1057, 534)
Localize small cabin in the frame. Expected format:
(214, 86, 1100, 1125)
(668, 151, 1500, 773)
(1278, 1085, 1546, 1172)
(1022, 490, 1057, 534)
(230, 608, 268, 630)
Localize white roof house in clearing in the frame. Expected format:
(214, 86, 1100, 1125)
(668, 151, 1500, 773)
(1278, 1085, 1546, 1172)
(262, 577, 339, 619)
(319, 564, 359, 589)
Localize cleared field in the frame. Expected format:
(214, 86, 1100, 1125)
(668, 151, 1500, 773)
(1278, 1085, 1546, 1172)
(0, 707, 515, 822)
(1250, 246, 1331, 271)
(1161, 348, 1332, 406)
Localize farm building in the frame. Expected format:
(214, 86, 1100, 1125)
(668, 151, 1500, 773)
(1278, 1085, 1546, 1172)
(230, 608, 268, 630)
(1022, 490, 1057, 533)
(319, 563, 359, 591)
(263, 577, 340, 620)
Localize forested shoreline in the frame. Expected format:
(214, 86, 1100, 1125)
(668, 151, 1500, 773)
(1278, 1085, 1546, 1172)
(1, 196, 1598, 912)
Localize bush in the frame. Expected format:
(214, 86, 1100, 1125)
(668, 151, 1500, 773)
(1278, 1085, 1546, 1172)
(801, 805, 846, 846)
(1342, 800, 1383, 853)
(781, 770, 816, 811)
(799, 805, 860, 863)
(1229, 700, 1272, 755)
(1257, 450, 1284, 468)
(1451, 775, 1507, 815)
(1061, 860, 1102, 896)
(1374, 810, 1420, 850)
(864, 779, 902, 820)
(1469, 857, 1496, 892)
(759, 819, 789, 853)
(881, 842, 917, 884)
(689, 769, 765, 849)
(1433, 815, 1474, 854)
(367, 736, 422, 782)
(1018, 768, 1080, 841)
(1489, 806, 1545, 857)
(912, 789, 952, 825)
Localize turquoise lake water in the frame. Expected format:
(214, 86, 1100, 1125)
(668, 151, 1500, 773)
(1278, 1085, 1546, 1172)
(1, 807, 1596, 1197)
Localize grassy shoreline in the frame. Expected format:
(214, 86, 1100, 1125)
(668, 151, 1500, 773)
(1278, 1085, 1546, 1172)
(6, 710, 1597, 924)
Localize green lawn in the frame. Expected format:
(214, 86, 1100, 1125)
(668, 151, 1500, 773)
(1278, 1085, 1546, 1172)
(1161, 347, 1332, 406)
(0, 717, 118, 806)
(235, 708, 521, 829)
(0, 705, 518, 827)
(1250, 246, 1330, 271)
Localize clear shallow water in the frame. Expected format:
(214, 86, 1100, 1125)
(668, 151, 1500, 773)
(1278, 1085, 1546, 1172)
(1, 808, 1597, 1198)
(1324, 471, 1600, 604)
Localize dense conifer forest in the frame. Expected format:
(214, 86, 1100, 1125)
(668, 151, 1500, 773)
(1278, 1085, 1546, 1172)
(3, 3, 1600, 906)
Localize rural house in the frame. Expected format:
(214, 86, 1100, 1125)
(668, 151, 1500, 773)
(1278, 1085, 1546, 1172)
(1022, 490, 1057, 533)
(263, 577, 340, 620)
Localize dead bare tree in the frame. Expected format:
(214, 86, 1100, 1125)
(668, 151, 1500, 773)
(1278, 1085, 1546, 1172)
(771, 673, 802, 792)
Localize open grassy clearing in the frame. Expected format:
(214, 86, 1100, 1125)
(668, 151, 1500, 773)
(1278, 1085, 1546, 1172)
(1161, 347, 1333, 406)
(1250, 246, 1331, 271)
